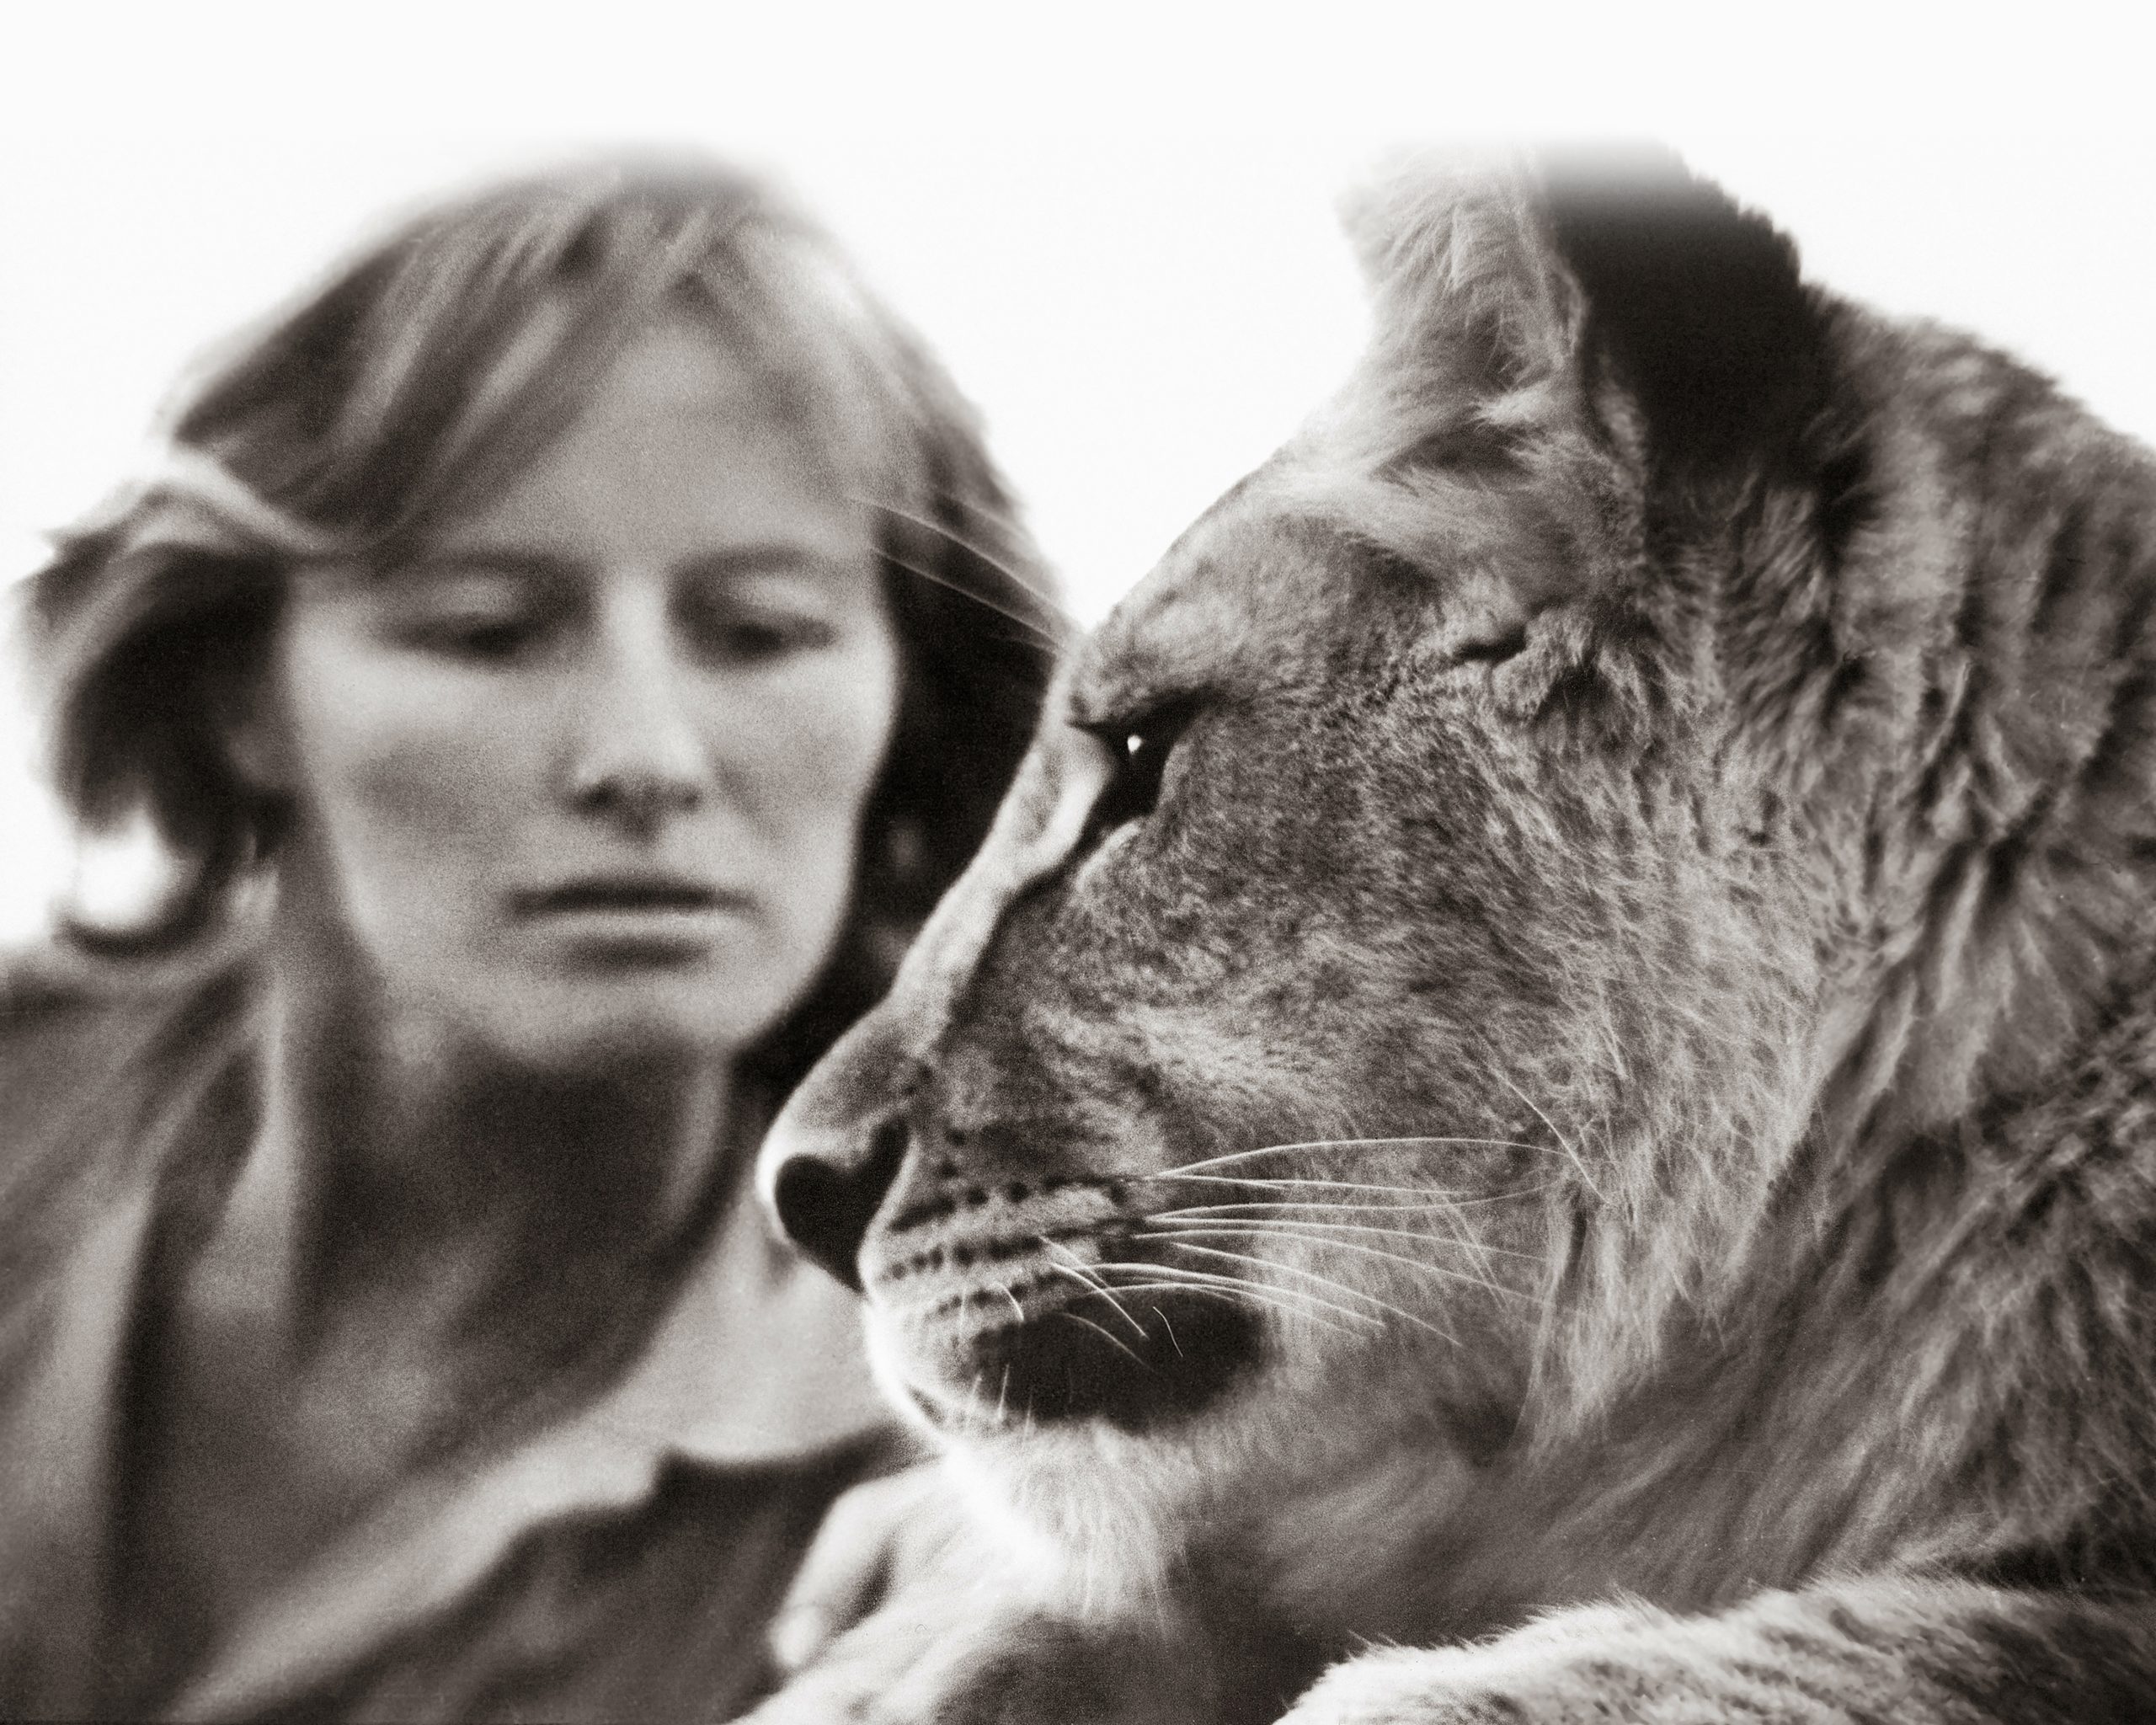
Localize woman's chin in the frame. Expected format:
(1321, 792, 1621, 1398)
(446, 973, 794, 1078)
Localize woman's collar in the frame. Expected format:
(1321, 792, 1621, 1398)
(168, 1174, 894, 1722)
(1, 955, 897, 1719)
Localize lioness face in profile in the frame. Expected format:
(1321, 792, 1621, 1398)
(768, 154, 1821, 1545)
(761, 151, 2156, 1717)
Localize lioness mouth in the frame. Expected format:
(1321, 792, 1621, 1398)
(906, 1270, 1263, 1434)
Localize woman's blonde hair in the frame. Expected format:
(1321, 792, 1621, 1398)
(27, 158, 1063, 1087)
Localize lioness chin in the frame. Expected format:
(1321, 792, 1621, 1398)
(756, 149, 2156, 1723)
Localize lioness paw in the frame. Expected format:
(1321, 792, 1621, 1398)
(1278, 1648, 1524, 1725)
(1280, 1592, 1929, 1725)
(742, 1608, 1214, 1725)
(1277, 1605, 1683, 1725)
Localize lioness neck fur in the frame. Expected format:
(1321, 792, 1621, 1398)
(762, 151, 2156, 1722)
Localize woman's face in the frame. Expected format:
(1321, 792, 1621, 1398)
(259, 315, 901, 1069)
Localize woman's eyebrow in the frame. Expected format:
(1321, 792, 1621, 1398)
(675, 542, 867, 580)
(394, 542, 862, 582)
(394, 547, 584, 581)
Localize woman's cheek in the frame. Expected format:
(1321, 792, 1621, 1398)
(282, 645, 535, 943)
(733, 650, 898, 957)
(807, 634, 902, 800)
(713, 638, 896, 815)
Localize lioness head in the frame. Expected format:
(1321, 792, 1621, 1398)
(759, 152, 2104, 1592)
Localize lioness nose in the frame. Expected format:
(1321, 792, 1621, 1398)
(769, 1118, 908, 1290)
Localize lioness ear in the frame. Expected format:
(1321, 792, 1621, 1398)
(1331, 152, 1838, 728)
(1343, 147, 1829, 482)
(1342, 152, 1585, 435)
(1538, 148, 1828, 478)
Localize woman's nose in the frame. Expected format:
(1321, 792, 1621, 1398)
(563, 582, 711, 829)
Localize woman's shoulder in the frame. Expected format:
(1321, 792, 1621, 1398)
(0, 939, 259, 1193)
(2, 932, 257, 1021)
(0, 943, 121, 1113)
(1, 938, 246, 1073)
(0, 939, 259, 1330)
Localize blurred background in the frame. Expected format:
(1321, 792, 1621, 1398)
(4, 0, 2152, 942)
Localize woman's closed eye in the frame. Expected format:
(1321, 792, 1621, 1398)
(677, 578, 845, 667)
(388, 570, 558, 662)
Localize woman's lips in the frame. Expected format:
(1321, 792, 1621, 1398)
(510, 878, 751, 955)
(515, 879, 737, 915)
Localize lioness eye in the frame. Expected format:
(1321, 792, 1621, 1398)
(1078, 705, 1193, 846)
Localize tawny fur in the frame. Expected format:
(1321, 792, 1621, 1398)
(757, 152, 2156, 1723)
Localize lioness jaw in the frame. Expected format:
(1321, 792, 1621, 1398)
(760, 149, 2156, 1720)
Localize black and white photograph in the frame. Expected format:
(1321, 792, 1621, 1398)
(4, 5, 2154, 1720)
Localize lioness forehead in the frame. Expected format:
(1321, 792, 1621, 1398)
(1068, 417, 1602, 734)
(1068, 473, 1404, 728)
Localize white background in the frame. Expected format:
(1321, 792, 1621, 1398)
(3, 1, 2153, 940)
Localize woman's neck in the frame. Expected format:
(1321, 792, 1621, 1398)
(211, 903, 744, 1448)
(115, 914, 751, 1691)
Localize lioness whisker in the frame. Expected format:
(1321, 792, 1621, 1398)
(1145, 1197, 1542, 1284)
(921, 485, 1039, 555)
(1077, 1260, 1379, 1335)
(1145, 1210, 1545, 1262)
(867, 497, 1064, 599)
(1153, 1240, 1455, 1338)
(877, 547, 1064, 650)
(1138, 1172, 1510, 1199)
(1148, 1226, 1531, 1309)
(1147, 1192, 1551, 1220)
(1057, 1307, 1153, 1370)
(863, 498, 1071, 616)
(1039, 1249, 1154, 1343)
(1075, 1268, 1364, 1336)
(1154, 1135, 1553, 1179)
(1496, 1072, 1606, 1204)
(1146, 1172, 1483, 1199)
